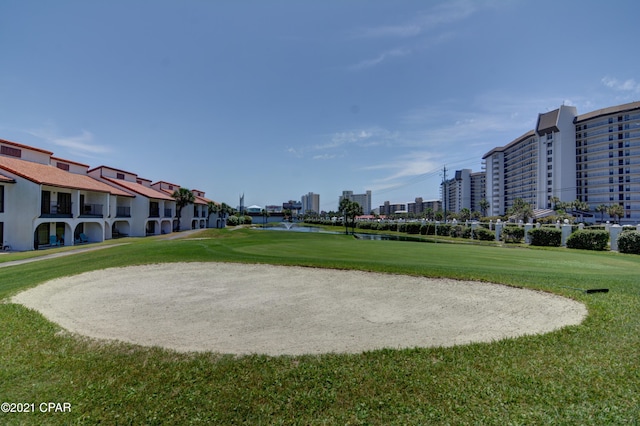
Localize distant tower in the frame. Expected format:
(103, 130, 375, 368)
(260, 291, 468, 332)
(239, 193, 245, 214)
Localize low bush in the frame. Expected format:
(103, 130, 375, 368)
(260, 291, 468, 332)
(405, 222, 421, 234)
(528, 228, 562, 247)
(420, 223, 436, 235)
(617, 231, 640, 254)
(436, 223, 451, 236)
(566, 230, 609, 251)
(449, 225, 465, 238)
(474, 227, 495, 241)
(502, 226, 525, 243)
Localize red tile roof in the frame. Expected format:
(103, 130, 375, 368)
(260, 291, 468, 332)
(0, 155, 132, 196)
(88, 165, 139, 177)
(0, 138, 53, 155)
(195, 195, 214, 205)
(0, 173, 16, 183)
(51, 156, 90, 168)
(102, 176, 174, 201)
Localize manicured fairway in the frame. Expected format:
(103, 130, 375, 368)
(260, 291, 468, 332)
(1, 228, 639, 424)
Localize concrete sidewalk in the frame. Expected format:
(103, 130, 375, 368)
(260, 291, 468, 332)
(0, 243, 130, 268)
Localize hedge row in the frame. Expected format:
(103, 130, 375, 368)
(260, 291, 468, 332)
(527, 228, 562, 247)
(566, 230, 609, 251)
(302, 219, 640, 255)
(618, 231, 640, 254)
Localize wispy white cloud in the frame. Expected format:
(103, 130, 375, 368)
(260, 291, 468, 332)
(314, 127, 398, 151)
(312, 153, 339, 161)
(349, 48, 412, 70)
(348, 0, 487, 70)
(28, 127, 111, 157)
(352, 0, 481, 40)
(602, 76, 640, 93)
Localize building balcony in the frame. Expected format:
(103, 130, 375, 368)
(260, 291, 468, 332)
(164, 208, 173, 218)
(79, 203, 104, 217)
(149, 207, 160, 218)
(116, 206, 131, 217)
(40, 202, 73, 218)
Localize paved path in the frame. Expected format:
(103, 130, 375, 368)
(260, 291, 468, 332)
(0, 229, 208, 268)
(0, 243, 131, 268)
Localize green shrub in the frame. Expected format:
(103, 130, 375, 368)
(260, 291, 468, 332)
(502, 226, 525, 243)
(420, 223, 436, 235)
(242, 216, 252, 225)
(398, 223, 407, 233)
(436, 224, 451, 236)
(617, 231, 640, 254)
(227, 216, 239, 226)
(356, 221, 371, 230)
(405, 222, 421, 234)
(566, 230, 609, 251)
(528, 228, 562, 247)
(474, 227, 495, 241)
(450, 225, 465, 238)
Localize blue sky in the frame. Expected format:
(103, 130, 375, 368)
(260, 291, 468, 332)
(2, 0, 640, 212)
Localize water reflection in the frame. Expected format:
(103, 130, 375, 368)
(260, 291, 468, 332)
(256, 225, 428, 242)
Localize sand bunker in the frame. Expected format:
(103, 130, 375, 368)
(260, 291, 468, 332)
(12, 262, 587, 356)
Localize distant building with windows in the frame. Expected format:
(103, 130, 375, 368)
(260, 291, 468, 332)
(301, 192, 320, 214)
(378, 201, 406, 216)
(473, 101, 640, 223)
(339, 190, 372, 214)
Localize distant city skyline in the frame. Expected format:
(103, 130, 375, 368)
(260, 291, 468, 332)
(2, 1, 640, 211)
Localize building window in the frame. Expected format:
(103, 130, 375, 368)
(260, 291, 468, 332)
(56, 162, 70, 171)
(0, 145, 21, 158)
(116, 173, 125, 180)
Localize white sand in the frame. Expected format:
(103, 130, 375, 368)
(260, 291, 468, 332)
(11, 262, 587, 356)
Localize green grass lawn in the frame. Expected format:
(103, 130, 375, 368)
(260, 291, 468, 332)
(1, 228, 639, 424)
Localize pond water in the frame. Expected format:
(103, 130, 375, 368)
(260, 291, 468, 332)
(255, 224, 429, 242)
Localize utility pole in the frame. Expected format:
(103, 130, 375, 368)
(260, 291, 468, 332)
(442, 165, 448, 223)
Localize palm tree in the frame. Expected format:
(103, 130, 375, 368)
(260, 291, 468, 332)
(550, 196, 561, 210)
(339, 198, 363, 235)
(261, 208, 270, 226)
(206, 201, 220, 228)
(172, 188, 195, 232)
(479, 199, 490, 218)
(571, 199, 589, 222)
(595, 204, 608, 223)
(607, 204, 625, 224)
(508, 198, 533, 223)
(424, 207, 434, 221)
(459, 208, 471, 222)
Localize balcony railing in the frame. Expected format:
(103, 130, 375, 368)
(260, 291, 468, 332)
(41, 202, 73, 218)
(116, 206, 131, 217)
(149, 207, 160, 218)
(80, 203, 103, 217)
